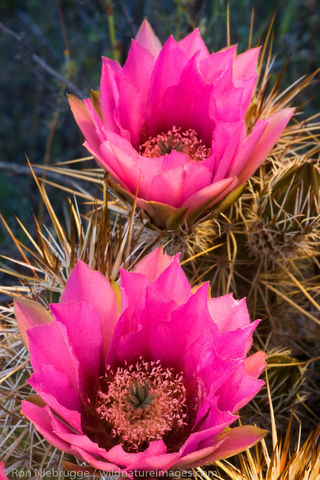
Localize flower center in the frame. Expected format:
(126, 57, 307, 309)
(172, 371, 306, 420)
(139, 126, 211, 162)
(96, 358, 188, 451)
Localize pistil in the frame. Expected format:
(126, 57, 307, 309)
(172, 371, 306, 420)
(139, 126, 211, 162)
(96, 358, 188, 451)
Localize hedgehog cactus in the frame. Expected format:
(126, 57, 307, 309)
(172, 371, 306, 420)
(251, 349, 306, 421)
(246, 159, 320, 266)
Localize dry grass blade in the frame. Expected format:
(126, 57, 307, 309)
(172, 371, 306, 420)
(212, 420, 320, 480)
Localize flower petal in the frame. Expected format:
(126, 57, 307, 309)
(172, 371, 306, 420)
(229, 118, 268, 177)
(199, 46, 237, 83)
(234, 48, 261, 79)
(212, 122, 246, 181)
(245, 351, 267, 377)
(144, 254, 191, 309)
(50, 412, 110, 461)
(14, 297, 52, 350)
(199, 425, 268, 464)
(177, 405, 236, 460)
(70, 447, 123, 473)
(100, 57, 121, 133)
(28, 322, 80, 392)
(149, 153, 212, 208)
(123, 39, 155, 100)
(183, 177, 236, 215)
(146, 36, 189, 135)
(208, 294, 250, 331)
(213, 320, 261, 359)
(67, 94, 101, 152)
(178, 28, 209, 60)
(236, 108, 295, 184)
(126, 441, 178, 471)
(60, 260, 119, 356)
(0, 462, 7, 480)
(28, 364, 82, 432)
(114, 74, 145, 148)
(50, 302, 102, 391)
(148, 284, 214, 368)
(217, 363, 265, 412)
(161, 54, 214, 142)
(134, 247, 175, 282)
(134, 19, 162, 59)
(21, 401, 72, 453)
(176, 426, 267, 468)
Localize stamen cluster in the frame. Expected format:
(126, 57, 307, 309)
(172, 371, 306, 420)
(139, 126, 211, 162)
(96, 358, 188, 451)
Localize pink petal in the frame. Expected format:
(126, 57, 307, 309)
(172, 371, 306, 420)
(144, 255, 191, 309)
(61, 260, 119, 357)
(21, 401, 72, 453)
(83, 98, 105, 143)
(0, 462, 7, 480)
(148, 284, 213, 368)
(229, 118, 268, 177)
(83, 140, 125, 186)
(100, 133, 151, 195)
(149, 153, 212, 208)
(234, 48, 261, 79)
(107, 256, 191, 366)
(199, 45, 237, 83)
(245, 351, 267, 377)
(143, 160, 188, 206)
(28, 322, 79, 392)
(208, 294, 250, 331)
(101, 131, 209, 206)
(122, 39, 155, 100)
(173, 441, 223, 469)
(50, 413, 110, 460)
(107, 444, 141, 467)
(50, 302, 102, 392)
(134, 19, 162, 59)
(236, 108, 295, 184)
(106, 308, 148, 367)
(14, 297, 52, 350)
(178, 405, 236, 458)
(186, 349, 241, 405)
(178, 28, 209, 60)
(161, 55, 215, 143)
(114, 74, 145, 148)
(146, 36, 189, 135)
(212, 122, 246, 182)
(70, 447, 123, 473)
(213, 320, 261, 359)
(28, 364, 82, 432)
(176, 426, 267, 468)
(99, 57, 121, 133)
(68, 95, 101, 151)
(234, 74, 258, 113)
(217, 363, 265, 412)
(120, 270, 149, 313)
(126, 441, 178, 471)
(182, 177, 235, 212)
(211, 87, 245, 123)
(198, 425, 267, 464)
(144, 453, 180, 471)
(134, 247, 176, 282)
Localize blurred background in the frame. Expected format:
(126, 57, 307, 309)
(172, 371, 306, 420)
(0, 0, 319, 251)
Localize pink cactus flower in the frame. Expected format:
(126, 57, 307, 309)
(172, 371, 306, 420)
(69, 20, 294, 228)
(15, 248, 267, 473)
(0, 463, 8, 480)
